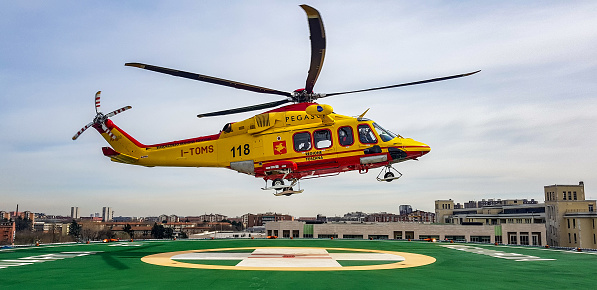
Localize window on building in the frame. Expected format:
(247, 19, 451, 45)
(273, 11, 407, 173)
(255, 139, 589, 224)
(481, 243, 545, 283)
(337, 126, 354, 146)
(563, 192, 566, 200)
(318, 234, 338, 239)
(509, 233, 517, 244)
(532, 233, 541, 246)
(568, 192, 572, 200)
(293, 132, 311, 152)
(343, 234, 364, 239)
(594, 234, 596, 244)
(574, 191, 577, 200)
(574, 233, 577, 244)
(495, 236, 502, 244)
(313, 129, 332, 149)
(589, 205, 594, 212)
(292, 230, 299, 238)
(567, 219, 570, 228)
(445, 235, 466, 242)
(358, 124, 377, 144)
(568, 233, 571, 243)
(573, 219, 576, 229)
(282, 230, 290, 238)
(368, 235, 389, 240)
(470, 236, 491, 243)
(520, 234, 529, 245)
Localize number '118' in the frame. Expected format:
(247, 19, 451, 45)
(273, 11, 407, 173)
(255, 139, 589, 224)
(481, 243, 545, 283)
(231, 144, 250, 157)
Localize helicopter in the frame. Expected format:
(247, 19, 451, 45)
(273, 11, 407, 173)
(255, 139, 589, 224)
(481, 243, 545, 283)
(73, 5, 479, 196)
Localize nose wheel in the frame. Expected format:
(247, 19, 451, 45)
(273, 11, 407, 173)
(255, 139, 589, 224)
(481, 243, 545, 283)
(376, 165, 402, 182)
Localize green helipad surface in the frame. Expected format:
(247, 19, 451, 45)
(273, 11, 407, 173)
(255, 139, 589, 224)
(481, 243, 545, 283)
(1, 239, 596, 289)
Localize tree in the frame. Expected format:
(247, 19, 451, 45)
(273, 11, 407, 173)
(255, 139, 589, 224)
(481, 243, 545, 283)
(68, 220, 82, 240)
(123, 224, 134, 239)
(151, 223, 165, 239)
(15, 216, 32, 232)
(164, 227, 174, 239)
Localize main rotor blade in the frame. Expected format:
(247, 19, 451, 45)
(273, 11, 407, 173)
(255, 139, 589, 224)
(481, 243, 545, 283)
(197, 99, 291, 118)
(324, 70, 481, 97)
(125, 63, 292, 97)
(301, 5, 326, 94)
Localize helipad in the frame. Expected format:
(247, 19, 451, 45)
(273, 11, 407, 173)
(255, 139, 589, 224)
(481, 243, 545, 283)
(1, 239, 596, 289)
(143, 247, 435, 270)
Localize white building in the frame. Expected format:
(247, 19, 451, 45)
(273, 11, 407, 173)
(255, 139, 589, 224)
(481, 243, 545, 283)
(102, 207, 113, 222)
(70, 207, 80, 219)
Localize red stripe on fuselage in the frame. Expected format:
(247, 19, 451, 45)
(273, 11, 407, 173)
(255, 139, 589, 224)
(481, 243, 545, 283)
(254, 146, 429, 179)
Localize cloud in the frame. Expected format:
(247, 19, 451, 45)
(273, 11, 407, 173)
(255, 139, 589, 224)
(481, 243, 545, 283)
(1, 1, 597, 217)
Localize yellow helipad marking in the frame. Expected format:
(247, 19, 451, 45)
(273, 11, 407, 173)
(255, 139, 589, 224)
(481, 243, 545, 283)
(141, 247, 435, 271)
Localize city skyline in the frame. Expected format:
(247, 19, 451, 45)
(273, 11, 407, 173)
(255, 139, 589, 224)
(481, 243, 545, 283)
(2, 2, 597, 216)
(2, 196, 540, 219)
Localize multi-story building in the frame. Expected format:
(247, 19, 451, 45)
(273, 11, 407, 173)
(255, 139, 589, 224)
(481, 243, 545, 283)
(157, 214, 180, 223)
(197, 213, 227, 223)
(406, 210, 435, 223)
(266, 220, 545, 245)
(0, 220, 15, 245)
(242, 213, 293, 228)
(399, 205, 412, 215)
(435, 199, 545, 225)
(545, 181, 597, 249)
(366, 212, 402, 223)
(70, 207, 80, 219)
(102, 207, 113, 222)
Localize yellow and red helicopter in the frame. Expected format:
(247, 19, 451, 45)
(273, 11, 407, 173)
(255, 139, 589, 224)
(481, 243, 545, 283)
(73, 5, 478, 196)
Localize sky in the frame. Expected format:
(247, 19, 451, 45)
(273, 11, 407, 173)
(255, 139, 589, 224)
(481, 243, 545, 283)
(1, 1, 597, 218)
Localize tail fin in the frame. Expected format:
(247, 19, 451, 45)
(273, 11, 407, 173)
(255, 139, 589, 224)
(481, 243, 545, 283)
(98, 119, 146, 161)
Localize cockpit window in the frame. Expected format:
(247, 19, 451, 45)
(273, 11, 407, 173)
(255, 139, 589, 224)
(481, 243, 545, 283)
(372, 123, 397, 142)
(358, 124, 377, 144)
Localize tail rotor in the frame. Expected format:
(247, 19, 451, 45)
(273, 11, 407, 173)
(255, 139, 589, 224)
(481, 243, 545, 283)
(72, 91, 132, 140)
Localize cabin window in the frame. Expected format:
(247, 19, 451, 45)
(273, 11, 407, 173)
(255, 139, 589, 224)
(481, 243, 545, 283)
(293, 132, 312, 152)
(338, 126, 354, 146)
(314, 129, 332, 149)
(358, 124, 377, 144)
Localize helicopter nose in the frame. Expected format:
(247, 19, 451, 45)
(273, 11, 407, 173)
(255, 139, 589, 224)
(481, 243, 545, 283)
(403, 139, 430, 159)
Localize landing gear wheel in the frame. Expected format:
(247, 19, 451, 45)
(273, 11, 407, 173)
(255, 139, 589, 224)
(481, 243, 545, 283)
(376, 165, 402, 182)
(272, 179, 284, 187)
(283, 187, 294, 192)
(384, 172, 394, 182)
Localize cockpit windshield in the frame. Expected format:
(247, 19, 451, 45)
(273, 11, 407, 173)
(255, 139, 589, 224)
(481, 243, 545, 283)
(372, 123, 399, 142)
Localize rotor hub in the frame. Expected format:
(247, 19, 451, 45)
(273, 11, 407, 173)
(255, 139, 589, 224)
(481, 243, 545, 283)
(292, 89, 325, 103)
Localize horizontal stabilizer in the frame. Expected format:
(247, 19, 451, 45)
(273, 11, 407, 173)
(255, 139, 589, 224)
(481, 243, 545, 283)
(102, 147, 139, 164)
